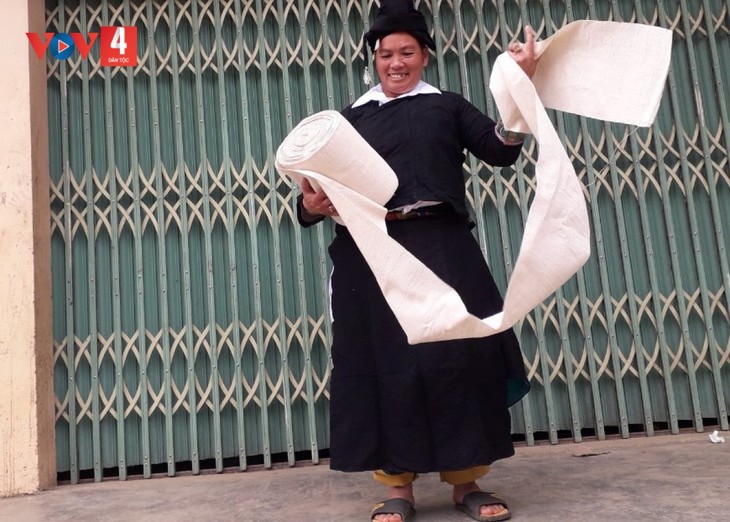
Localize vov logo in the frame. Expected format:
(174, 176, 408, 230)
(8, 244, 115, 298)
(26, 26, 138, 66)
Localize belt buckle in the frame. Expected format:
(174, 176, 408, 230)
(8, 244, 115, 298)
(385, 210, 410, 221)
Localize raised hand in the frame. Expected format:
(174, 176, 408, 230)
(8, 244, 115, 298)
(507, 25, 537, 78)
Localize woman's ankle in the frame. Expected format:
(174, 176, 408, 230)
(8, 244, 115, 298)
(452, 481, 480, 503)
(386, 484, 415, 503)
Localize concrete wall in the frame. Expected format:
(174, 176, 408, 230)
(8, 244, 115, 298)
(0, 0, 56, 496)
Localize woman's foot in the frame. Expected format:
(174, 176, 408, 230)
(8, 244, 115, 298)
(453, 482, 508, 518)
(372, 484, 415, 522)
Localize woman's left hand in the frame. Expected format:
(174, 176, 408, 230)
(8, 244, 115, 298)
(507, 25, 537, 78)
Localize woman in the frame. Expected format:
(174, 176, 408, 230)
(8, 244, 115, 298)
(297, 1, 536, 521)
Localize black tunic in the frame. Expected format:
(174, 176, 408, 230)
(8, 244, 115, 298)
(300, 91, 529, 473)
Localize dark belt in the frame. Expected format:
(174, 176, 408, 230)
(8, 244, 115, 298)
(384, 209, 437, 221)
(384, 204, 452, 221)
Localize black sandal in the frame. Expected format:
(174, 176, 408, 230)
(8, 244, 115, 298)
(455, 491, 511, 521)
(370, 498, 416, 522)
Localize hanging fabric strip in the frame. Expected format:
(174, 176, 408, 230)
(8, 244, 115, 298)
(275, 20, 672, 345)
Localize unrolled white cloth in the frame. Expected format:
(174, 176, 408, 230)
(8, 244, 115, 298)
(275, 20, 672, 345)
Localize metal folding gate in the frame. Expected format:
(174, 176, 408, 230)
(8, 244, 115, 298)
(47, 0, 730, 483)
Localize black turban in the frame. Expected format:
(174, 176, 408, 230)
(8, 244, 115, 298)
(363, 0, 436, 53)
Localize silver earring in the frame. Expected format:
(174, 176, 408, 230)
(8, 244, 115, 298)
(363, 66, 372, 85)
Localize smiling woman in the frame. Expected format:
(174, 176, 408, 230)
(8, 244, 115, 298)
(294, 1, 536, 521)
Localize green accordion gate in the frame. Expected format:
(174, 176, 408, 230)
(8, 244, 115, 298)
(47, 0, 730, 482)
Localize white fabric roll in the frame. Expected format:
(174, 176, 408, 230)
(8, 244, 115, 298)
(275, 20, 673, 345)
(275, 111, 398, 211)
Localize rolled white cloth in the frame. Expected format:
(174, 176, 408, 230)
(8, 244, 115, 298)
(274, 111, 398, 218)
(276, 20, 672, 345)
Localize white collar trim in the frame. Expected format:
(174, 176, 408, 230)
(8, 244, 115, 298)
(352, 81, 441, 108)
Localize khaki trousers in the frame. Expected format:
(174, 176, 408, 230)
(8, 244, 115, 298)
(373, 466, 490, 487)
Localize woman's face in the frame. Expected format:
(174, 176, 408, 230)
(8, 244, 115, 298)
(375, 32, 429, 98)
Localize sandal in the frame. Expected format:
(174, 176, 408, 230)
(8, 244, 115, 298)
(455, 491, 511, 521)
(370, 498, 416, 522)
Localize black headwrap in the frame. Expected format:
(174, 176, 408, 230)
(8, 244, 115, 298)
(363, 0, 436, 54)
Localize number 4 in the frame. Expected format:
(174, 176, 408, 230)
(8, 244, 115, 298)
(111, 27, 127, 55)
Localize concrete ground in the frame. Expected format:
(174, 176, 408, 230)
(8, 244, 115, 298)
(1, 431, 728, 521)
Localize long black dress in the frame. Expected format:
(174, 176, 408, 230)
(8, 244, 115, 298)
(299, 90, 529, 474)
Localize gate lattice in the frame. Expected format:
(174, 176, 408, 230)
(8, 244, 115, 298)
(47, 0, 730, 483)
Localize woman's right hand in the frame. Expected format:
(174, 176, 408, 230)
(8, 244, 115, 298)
(300, 178, 338, 217)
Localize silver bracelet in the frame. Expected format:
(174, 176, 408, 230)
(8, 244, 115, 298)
(496, 120, 528, 144)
